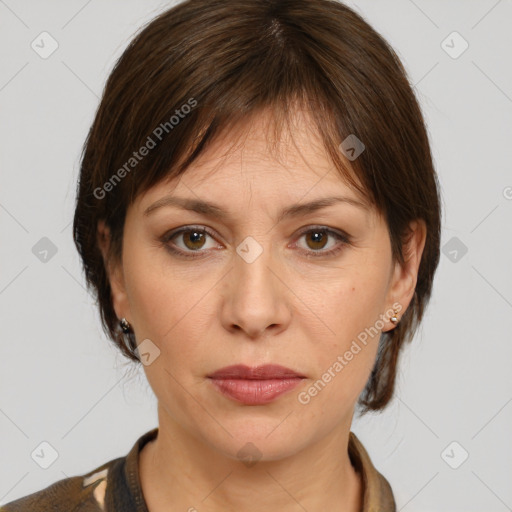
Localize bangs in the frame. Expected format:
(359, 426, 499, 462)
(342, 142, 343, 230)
(132, 94, 375, 211)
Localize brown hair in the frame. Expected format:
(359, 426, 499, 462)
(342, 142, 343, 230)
(73, 0, 442, 413)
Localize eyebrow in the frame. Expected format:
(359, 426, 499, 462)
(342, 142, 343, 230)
(143, 195, 369, 223)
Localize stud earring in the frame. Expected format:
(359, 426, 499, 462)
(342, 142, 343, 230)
(120, 317, 131, 333)
(390, 307, 400, 325)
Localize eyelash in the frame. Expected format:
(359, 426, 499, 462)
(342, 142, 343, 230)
(160, 225, 351, 260)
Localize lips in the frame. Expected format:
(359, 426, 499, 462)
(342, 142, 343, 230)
(207, 364, 306, 405)
(208, 364, 306, 380)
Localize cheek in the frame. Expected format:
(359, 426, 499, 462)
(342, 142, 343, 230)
(313, 267, 389, 342)
(305, 270, 389, 396)
(123, 249, 216, 369)
(125, 270, 172, 337)
(123, 243, 188, 332)
(124, 257, 214, 423)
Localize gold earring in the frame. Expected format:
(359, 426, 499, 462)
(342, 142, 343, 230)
(390, 307, 400, 325)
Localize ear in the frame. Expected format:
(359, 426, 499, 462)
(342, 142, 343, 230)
(97, 219, 131, 323)
(383, 219, 427, 332)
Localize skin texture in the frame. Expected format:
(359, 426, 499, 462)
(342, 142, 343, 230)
(98, 109, 426, 512)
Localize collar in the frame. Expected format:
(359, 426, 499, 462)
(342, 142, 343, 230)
(348, 431, 396, 511)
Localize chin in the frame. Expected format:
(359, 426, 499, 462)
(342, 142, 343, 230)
(197, 416, 311, 463)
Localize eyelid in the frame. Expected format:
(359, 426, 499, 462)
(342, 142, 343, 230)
(293, 225, 351, 242)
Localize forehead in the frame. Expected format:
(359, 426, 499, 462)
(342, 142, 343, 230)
(141, 107, 371, 208)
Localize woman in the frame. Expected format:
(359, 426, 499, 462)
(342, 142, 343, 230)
(2, 0, 441, 510)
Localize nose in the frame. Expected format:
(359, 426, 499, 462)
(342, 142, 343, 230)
(220, 239, 291, 339)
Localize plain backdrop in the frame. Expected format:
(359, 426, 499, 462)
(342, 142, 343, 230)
(1, 1, 511, 510)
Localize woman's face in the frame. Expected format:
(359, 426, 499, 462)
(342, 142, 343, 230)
(103, 110, 423, 461)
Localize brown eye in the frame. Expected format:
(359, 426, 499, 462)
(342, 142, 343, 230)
(162, 226, 220, 258)
(161, 225, 350, 260)
(181, 230, 207, 250)
(304, 230, 329, 250)
(294, 227, 350, 258)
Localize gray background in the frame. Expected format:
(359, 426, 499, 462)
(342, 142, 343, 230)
(1, 0, 511, 510)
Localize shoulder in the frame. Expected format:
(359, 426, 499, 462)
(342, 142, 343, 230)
(0, 459, 120, 512)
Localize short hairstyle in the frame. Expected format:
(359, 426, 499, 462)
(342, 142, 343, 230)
(73, 0, 442, 413)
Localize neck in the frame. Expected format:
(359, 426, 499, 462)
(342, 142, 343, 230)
(139, 405, 362, 512)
